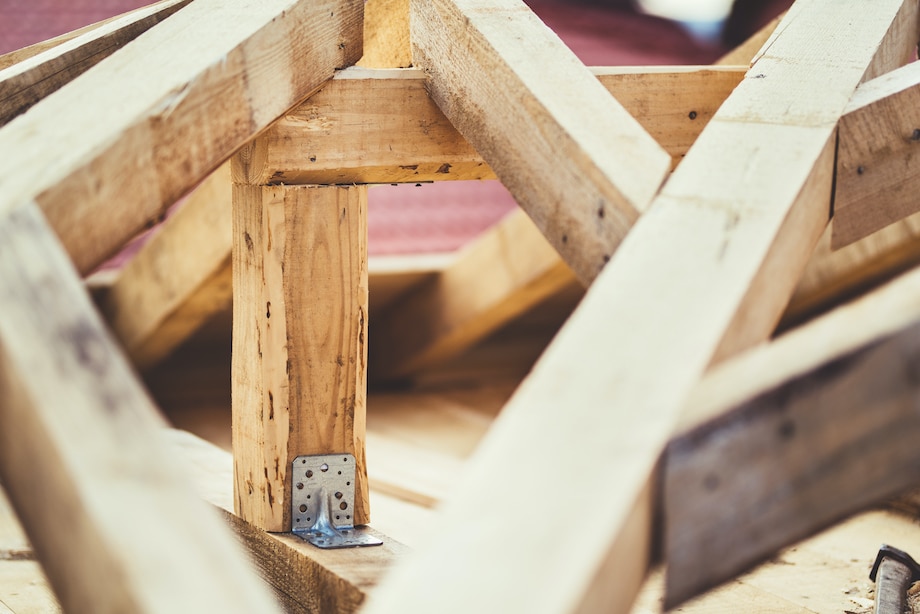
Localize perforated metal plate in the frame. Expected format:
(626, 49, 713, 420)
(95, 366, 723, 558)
(291, 454, 382, 549)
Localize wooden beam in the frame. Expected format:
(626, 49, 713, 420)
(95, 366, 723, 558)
(0, 202, 280, 613)
(100, 163, 232, 369)
(232, 183, 370, 531)
(359, 0, 411, 68)
(0, 0, 190, 127)
(833, 61, 920, 247)
(0, 0, 363, 275)
(0, 1, 182, 71)
(361, 3, 916, 613)
(167, 428, 405, 614)
(667, 262, 920, 606)
(237, 65, 744, 186)
(104, 65, 740, 372)
(370, 207, 576, 381)
(409, 0, 673, 284)
(786, 208, 920, 325)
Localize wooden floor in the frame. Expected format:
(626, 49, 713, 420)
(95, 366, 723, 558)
(3, 316, 920, 613)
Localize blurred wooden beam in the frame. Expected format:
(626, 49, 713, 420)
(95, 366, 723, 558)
(833, 61, 920, 247)
(0, 202, 280, 613)
(168, 429, 404, 614)
(0, 0, 190, 127)
(668, 262, 920, 605)
(0, 0, 363, 275)
(370, 208, 576, 381)
(361, 2, 918, 613)
(397, 0, 673, 284)
(100, 163, 232, 369)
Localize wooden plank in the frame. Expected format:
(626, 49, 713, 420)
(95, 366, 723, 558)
(0, 202, 280, 613)
(833, 61, 920, 247)
(667, 263, 920, 606)
(107, 66, 739, 371)
(0, 0, 190, 127)
(785, 208, 920, 326)
(232, 184, 370, 531)
(167, 429, 405, 614)
(359, 0, 411, 68)
(401, 0, 672, 284)
(0, 0, 363, 275)
(101, 163, 232, 369)
(361, 3, 915, 614)
(236, 65, 744, 186)
(370, 207, 575, 381)
(0, 2, 177, 71)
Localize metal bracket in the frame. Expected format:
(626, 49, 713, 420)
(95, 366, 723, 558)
(291, 454, 382, 549)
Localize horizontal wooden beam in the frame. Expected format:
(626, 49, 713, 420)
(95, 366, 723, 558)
(833, 60, 920, 247)
(667, 262, 920, 606)
(240, 65, 743, 184)
(362, 2, 916, 613)
(0, 0, 363, 275)
(0, 0, 190, 127)
(167, 429, 404, 614)
(0, 202, 280, 613)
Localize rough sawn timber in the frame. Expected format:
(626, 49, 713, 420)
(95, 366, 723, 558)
(0, 0, 190, 127)
(409, 0, 671, 284)
(833, 60, 920, 248)
(361, 2, 918, 613)
(0, 0, 363, 275)
(101, 163, 233, 370)
(167, 429, 404, 614)
(232, 184, 370, 531)
(668, 262, 920, 605)
(0, 202, 281, 613)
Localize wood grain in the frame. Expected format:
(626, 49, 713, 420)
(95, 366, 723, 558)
(361, 3, 916, 613)
(370, 207, 575, 381)
(833, 61, 920, 247)
(409, 0, 672, 283)
(167, 429, 405, 614)
(668, 263, 920, 606)
(0, 202, 280, 613)
(101, 163, 232, 369)
(233, 184, 370, 531)
(0, 0, 190, 127)
(359, 0, 411, 68)
(0, 0, 363, 275)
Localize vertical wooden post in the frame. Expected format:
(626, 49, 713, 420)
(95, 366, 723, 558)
(233, 177, 370, 532)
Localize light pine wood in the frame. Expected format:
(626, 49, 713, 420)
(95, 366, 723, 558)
(236, 65, 744, 186)
(0, 0, 363, 275)
(167, 429, 405, 614)
(833, 61, 920, 247)
(359, 0, 411, 68)
(371, 208, 576, 381)
(104, 65, 740, 373)
(786, 208, 920, 325)
(0, 0, 190, 127)
(101, 163, 232, 369)
(0, 202, 280, 613)
(233, 184, 370, 531)
(409, 0, 672, 284)
(0, 0, 183, 71)
(362, 3, 915, 614)
(667, 263, 920, 606)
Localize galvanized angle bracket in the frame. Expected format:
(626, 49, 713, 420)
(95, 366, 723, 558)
(291, 453, 382, 549)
